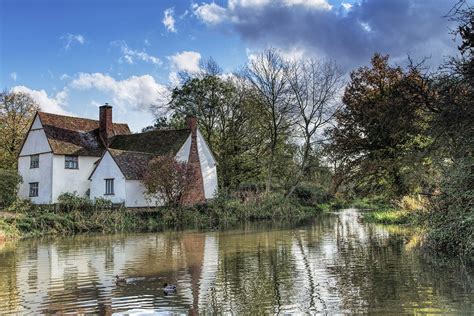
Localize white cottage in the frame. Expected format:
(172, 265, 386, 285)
(18, 104, 218, 207)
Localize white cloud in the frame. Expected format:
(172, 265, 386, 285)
(69, 73, 169, 111)
(279, 46, 308, 61)
(61, 33, 85, 50)
(193, 2, 228, 25)
(341, 2, 353, 10)
(282, 0, 331, 10)
(195, 0, 331, 25)
(168, 51, 202, 73)
(163, 8, 177, 32)
(11, 86, 70, 115)
(10, 72, 17, 81)
(112, 41, 161, 65)
(60, 74, 70, 80)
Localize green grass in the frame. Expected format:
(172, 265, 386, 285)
(363, 209, 412, 225)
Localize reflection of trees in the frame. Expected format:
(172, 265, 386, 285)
(207, 229, 299, 314)
(328, 211, 473, 314)
(0, 212, 472, 314)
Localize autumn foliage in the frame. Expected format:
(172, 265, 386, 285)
(142, 155, 188, 206)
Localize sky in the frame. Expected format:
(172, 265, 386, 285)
(0, 0, 462, 131)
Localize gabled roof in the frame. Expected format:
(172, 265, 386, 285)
(109, 128, 191, 155)
(90, 129, 192, 180)
(37, 112, 131, 156)
(108, 149, 155, 180)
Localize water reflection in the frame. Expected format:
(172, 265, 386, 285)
(0, 209, 472, 314)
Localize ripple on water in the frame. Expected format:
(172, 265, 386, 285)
(0, 210, 472, 314)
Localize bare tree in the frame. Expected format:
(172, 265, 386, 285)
(285, 59, 344, 196)
(244, 48, 295, 193)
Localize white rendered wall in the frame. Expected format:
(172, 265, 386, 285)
(197, 130, 218, 199)
(18, 116, 53, 203)
(52, 155, 98, 202)
(175, 134, 191, 162)
(125, 180, 162, 208)
(18, 153, 53, 204)
(19, 117, 51, 156)
(89, 152, 126, 204)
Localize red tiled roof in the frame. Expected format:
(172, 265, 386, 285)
(37, 112, 131, 156)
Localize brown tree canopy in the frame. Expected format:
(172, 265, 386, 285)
(0, 91, 39, 169)
(327, 54, 432, 197)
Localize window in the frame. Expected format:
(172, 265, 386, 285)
(30, 155, 39, 168)
(65, 155, 79, 169)
(105, 179, 114, 195)
(29, 182, 39, 197)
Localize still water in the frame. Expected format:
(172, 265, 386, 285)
(0, 209, 472, 314)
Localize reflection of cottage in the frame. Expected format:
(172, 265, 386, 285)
(17, 104, 217, 206)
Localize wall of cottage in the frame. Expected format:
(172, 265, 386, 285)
(51, 155, 98, 202)
(18, 153, 54, 204)
(18, 116, 54, 204)
(89, 151, 126, 204)
(197, 130, 218, 199)
(125, 180, 162, 207)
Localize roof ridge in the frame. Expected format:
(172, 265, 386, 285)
(133, 128, 191, 135)
(38, 111, 128, 126)
(108, 148, 157, 156)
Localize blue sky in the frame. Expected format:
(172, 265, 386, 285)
(0, 0, 460, 131)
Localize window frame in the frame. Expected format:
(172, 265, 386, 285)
(65, 155, 79, 169)
(29, 182, 39, 197)
(30, 154, 39, 169)
(105, 178, 115, 195)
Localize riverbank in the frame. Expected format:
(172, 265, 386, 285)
(0, 194, 326, 242)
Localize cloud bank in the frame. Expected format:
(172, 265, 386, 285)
(194, 0, 457, 70)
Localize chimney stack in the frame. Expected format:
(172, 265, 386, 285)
(186, 116, 198, 137)
(99, 103, 113, 145)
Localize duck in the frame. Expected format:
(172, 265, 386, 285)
(163, 283, 177, 295)
(115, 275, 127, 285)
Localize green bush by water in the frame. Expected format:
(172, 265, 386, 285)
(0, 192, 323, 240)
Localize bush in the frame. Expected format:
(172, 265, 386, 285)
(0, 169, 22, 208)
(293, 183, 330, 206)
(425, 157, 474, 257)
(57, 192, 92, 212)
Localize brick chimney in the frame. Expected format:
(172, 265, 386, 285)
(99, 103, 113, 145)
(182, 116, 205, 205)
(186, 116, 198, 137)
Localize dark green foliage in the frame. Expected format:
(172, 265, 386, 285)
(426, 157, 474, 257)
(0, 169, 22, 208)
(293, 183, 331, 206)
(0, 193, 322, 240)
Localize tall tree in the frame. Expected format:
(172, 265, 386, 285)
(327, 54, 430, 197)
(285, 58, 344, 196)
(0, 91, 39, 169)
(244, 49, 295, 193)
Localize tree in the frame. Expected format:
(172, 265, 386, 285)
(0, 91, 39, 169)
(244, 49, 295, 193)
(0, 169, 22, 208)
(285, 58, 344, 196)
(327, 54, 431, 197)
(142, 155, 188, 206)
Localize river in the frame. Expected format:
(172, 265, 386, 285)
(0, 209, 472, 314)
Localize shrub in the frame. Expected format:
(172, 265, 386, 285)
(0, 169, 22, 208)
(293, 183, 331, 206)
(425, 157, 474, 257)
(57, 192, 92, 212)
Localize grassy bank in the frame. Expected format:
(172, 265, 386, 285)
(0, 193, 324, 241)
